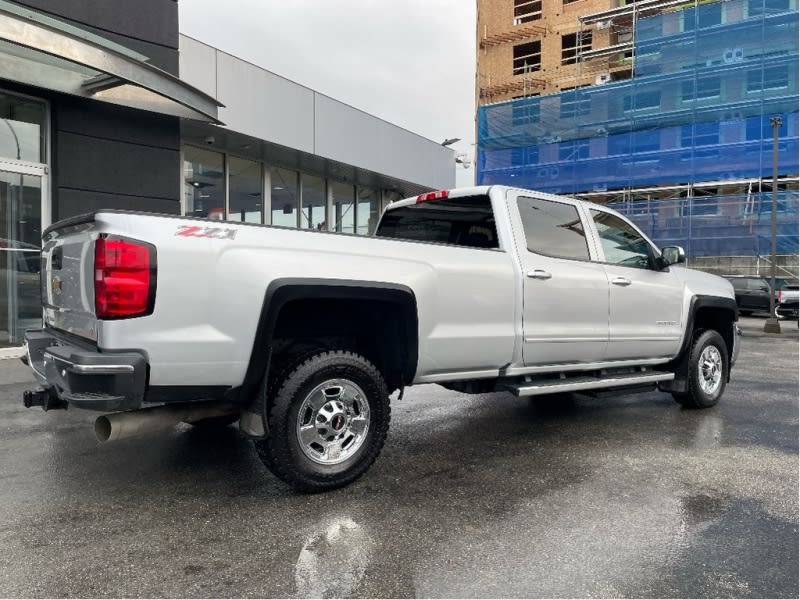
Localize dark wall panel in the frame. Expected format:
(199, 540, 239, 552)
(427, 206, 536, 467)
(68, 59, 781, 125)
(57, 189, 180, 222)
(57, 133, 180, 199)
(55, 96, 180, 150)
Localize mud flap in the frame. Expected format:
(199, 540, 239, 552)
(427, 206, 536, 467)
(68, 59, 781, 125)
(238, 371, 269, 439)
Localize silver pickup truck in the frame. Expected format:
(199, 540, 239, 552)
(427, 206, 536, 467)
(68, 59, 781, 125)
(23, 185, 740, 491)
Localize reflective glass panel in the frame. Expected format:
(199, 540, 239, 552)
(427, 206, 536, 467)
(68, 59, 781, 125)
(229, 157, 262, 223)
(301, 174, 326, 230)
(270, 167, 299, 227)
(0, 92, 46, 163)
(331, 181, 355, 233)
(0, 171, 42, 346)
(183, 146, 224, 220)
(357, 187, 380, 235)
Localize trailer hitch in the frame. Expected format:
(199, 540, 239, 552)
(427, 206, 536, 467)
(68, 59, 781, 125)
(23, 387, 67, 411)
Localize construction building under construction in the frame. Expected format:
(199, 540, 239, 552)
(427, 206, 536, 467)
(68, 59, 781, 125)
(476, 0, 799, 275)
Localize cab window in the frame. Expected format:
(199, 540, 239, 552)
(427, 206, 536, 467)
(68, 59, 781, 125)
(516, 196, 590, 260)
(590, 210, 656, 269)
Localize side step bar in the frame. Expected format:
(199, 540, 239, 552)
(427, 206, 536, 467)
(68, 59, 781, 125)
(505, 371, 675, 397)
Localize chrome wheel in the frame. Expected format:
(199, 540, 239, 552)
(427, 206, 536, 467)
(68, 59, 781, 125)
(296, 379, 371, 465)
(698, 345, 723, 395)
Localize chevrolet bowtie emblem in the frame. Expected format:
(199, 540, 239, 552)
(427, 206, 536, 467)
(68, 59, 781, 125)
(51, 276, 62, 295)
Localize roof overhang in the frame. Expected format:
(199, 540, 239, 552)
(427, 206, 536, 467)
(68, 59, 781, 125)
(0, 0, 222, 123)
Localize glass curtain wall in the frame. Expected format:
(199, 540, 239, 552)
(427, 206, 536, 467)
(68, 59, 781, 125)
(183, 146, 224, 220)
(181, 144, 400, 235)
(271, 166, 299, 227)
(301, 174, 326, 230)
(357, 187, 380, 235)
(331, 181, 355, 233)
(0, 93, 45, 163)
(0, 91, 47, 347)
(228, 157, 262, 223)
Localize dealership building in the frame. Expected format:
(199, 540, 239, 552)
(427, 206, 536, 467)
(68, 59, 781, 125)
(0, 0, 455, 350)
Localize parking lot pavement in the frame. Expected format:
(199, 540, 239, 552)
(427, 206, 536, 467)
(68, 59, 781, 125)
(0, 320, 796, 598)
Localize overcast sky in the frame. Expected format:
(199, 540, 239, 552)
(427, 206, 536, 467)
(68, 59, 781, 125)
(178, 0, 478, 186)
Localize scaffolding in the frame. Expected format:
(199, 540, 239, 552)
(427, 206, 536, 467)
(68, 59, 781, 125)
(476, 0, 799, 257)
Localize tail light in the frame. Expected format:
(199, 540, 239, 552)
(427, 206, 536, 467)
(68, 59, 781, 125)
(776, 290, 782, 303)
(94, 235, 156, 319)
(416, 190, 450, 203)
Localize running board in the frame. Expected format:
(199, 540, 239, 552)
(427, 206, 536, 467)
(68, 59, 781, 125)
(505, 371, 675, 397)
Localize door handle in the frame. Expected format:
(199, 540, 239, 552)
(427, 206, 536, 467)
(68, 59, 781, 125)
(611, 277, 632, 286)
(527, 269, 552, 280)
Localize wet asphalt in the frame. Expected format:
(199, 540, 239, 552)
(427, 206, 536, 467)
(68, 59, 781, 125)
(0, 316, 797, 598)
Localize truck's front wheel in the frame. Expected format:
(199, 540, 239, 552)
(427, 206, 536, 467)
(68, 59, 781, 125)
(672, 329, 728, 409)
(255, 351, 391, 492)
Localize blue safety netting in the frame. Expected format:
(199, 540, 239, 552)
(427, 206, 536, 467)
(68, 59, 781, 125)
(476, 0, 799, 257)
(609, 191, 799, 257)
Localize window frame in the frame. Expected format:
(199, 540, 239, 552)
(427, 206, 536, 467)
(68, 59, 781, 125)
(513, 0, 542, 24)
(561, 31, 593, 65)
(515, 195, 593, 262)
(512, 41, 542, 76)
(587, 207, 663, 271)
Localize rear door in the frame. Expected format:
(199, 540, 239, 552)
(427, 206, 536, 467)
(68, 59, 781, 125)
(588, 208, 683, 361)
(509, 192, 609, 366)
(745, 278, 771, 311)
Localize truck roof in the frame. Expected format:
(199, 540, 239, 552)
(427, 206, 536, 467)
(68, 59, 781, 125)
(385, 185, 603, 212)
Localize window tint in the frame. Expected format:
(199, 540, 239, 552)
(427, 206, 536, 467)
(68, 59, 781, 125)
(746, 278, 769, 291)
(728, 278, 747, 290)
(375, 195, 498, 249)
(591, 210, 655, 269)
(517, 197, 589, 260)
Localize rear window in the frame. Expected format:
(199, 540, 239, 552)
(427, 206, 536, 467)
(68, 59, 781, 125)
(375, 195, 498, 249)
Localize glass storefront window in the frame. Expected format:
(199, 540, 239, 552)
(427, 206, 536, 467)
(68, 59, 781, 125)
(357, 187, 380, 235)
(0, 92, 46, 163)
(332, 181, 355, 234)
(0, 170, 42, 346)
(301, 174, 327, 230)
(184, 146, 224, 220)
(271, 167, 299, 227)
(229, 157, 262, 223)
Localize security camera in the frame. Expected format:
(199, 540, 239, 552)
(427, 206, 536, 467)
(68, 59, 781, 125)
(203, 135, 215, 145)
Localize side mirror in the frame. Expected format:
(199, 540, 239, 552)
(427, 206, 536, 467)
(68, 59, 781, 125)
(661, 245, 685, 266)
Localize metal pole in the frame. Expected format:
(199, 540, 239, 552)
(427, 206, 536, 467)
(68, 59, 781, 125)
(764, 115, 782, 333)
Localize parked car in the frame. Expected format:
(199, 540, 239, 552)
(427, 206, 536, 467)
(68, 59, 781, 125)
(776, 298, 799, 320)
(725, 276, 773, 315)
(776, 285, 799, 320)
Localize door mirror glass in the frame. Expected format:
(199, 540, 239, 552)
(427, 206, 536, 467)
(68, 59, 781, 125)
(661, 245, 685, 266)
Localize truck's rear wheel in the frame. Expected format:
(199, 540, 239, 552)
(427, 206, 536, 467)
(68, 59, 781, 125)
(672, 329, 728, 409)
(255, 351, 390, 492)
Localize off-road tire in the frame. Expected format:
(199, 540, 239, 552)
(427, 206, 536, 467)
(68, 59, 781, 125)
(255, 351, 391, 492)
(672, 329, 728, 409)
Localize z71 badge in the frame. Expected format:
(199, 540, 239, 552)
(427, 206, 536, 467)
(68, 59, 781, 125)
(175, 225, 237, 240)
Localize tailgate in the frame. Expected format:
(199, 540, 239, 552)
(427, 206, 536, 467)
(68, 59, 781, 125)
(41, 216, 98, 341)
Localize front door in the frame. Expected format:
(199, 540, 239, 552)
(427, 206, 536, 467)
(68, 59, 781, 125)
(589, 208, 684, 361)
(510, 193, 610, 366)
(0, 164, 46, 349)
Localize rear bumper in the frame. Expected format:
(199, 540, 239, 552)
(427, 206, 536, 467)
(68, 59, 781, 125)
(24, 329, 147, 411)
(776, 303, 799, 320)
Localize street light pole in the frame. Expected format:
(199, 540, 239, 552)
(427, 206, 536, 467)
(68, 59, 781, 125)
(764, 115, 782, 334)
